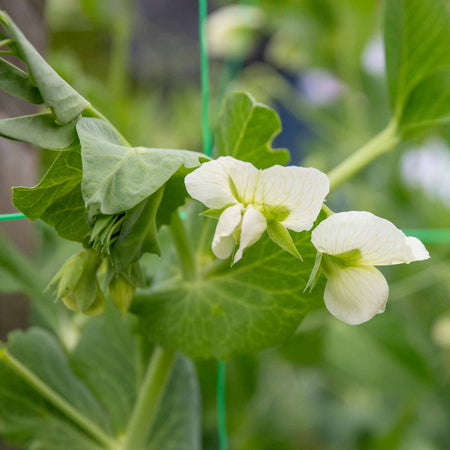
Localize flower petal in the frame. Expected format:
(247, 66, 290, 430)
(212, 204, 243, 259)
(405, 236, 430, 261)
(255, 165, 329, 232)
(311, 211, 430, 266)
(233, 205, 267, 264)
(324, 265, 389, 325)
(185, 156, 259, 208)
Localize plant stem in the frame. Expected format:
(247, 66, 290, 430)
(322, 204, 334, 217)
(170, 211, 197, 281)
(122, 347, 175, 450)
(328, 120, 399, 191)
(0, 350, 118, 449)
(83, 104, 132, 147)
(108, 2, 131, 100)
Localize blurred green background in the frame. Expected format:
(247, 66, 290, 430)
(0, 0, 449, 449)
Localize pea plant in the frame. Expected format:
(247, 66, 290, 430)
(0, 0, 449, 448)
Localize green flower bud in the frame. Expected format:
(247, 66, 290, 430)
(48, 248, 104, 315)
(108, 274, 135, 315)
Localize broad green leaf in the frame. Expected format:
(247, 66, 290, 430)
(70, 310, 137, 436)
(0, 318, 202, 449)
(0, 113, 77, 150)
(0, 57, 42, 104)
(132, 222, 325, 359)
(111, 187, 165, 272)
(77, 117, 207, 214)
(398, 69, 450, 136)
(147, 356, 201, 450)
(3, 328, 112, 433)
(13, 147, 90, 242)
(0, 11, 88, 124)
(214, 92, 289, 169)
(384, 0, 450, 129)
(0, 359, 101, 450)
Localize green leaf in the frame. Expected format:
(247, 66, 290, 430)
(398, 69, 450, 136)
(70, 310, 137, 436)
(267, 221, 302, 260)
(214, 91, 289, 169)
(384, 0, 450, 129)
(0, 113, 78, 150)
(0, 360, 102, 450)
(132, 226, 325, 359)
(13, 147, 90, 242)
(77, 117, 207, 214)
(147, 356, 201, 450)
(111, 187, 165, 272)
(6, 328, 112, 433)
(0, 315, 202, 449)
(0, 11, 88, 124)
(0, 57, 42, 104)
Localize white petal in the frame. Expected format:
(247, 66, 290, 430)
(212, 204, 242, 259)
(311, 211, 430, 266)
(184, 156, 258, 209)
(233, 205, 267, 264)
(254, 165, 329, 232)
(324, 265, 389, 325)
(405, 236, 430, 261)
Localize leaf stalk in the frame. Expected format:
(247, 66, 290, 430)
(122, 346, 175, 450)
(170, 211, 197, 281)
(328, 119, 399, 191)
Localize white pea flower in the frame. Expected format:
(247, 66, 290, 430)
(185, 156, 329, 264)
(310, 211, 430, 325)
(207, 5, 265, 59)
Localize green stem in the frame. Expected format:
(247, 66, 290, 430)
(0, 38, 12, 47)
(122, 347, 175, 450)
(0, 350, 117, 449)
(328, 120, 399, 191)
(135, 335, 152, 387)
(83, 104, 132, 147)
(108, 2, 132, 99)
(322, 204, 334, 217)
(170, 211, 197, 281)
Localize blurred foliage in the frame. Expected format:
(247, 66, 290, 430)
(0, 0, 449, 448)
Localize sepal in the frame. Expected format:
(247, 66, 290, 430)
(267, 221, 302, 260)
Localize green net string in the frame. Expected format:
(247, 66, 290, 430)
(198, 0, 228, 448)
(0, 213, 26, 221)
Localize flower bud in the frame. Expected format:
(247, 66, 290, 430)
(48, 248, 104, 315)
(108, 274, 135, 315)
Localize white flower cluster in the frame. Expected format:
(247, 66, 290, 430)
(185, 157, 429, 325)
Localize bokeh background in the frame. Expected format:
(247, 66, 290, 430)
(0, 0, 449, 449)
